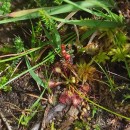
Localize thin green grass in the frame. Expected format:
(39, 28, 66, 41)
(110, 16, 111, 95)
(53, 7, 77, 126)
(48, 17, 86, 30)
(0, 47, 40, 63)
(52, 17, 123, 28)
(0, 51, 55, 89)
(0, 0, 118, 25)
(95, 62, 115, 91)
(25, 57, 46, 88)
(18, 89, 46, 126)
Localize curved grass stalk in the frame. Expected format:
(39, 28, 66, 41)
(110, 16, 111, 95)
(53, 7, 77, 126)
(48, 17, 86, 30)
(95, 62, 115, 91)
(52, 17, 123, 28)
(75, 89, 130, 121)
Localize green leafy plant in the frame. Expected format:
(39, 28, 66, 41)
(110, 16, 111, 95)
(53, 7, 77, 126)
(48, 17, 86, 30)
(0, 36, 25, 79)
(94, 51, 110, 64)
(107, 30, 130, 78)
(0, 76, 12, 91)
(74, 120, 91, 130)
(54, 0, 63, 5)
(0, 36, 25, 91)
(14, 36, 25, 53)
(0, 0, 11, 15)
(26, 8, 61, 64)
(18, 103, 41, 126)
(94, 125, 100, 130)
(92, 106, 98, 118)
(122, 94, 130, 103)
(108, 47, 128, 62)
(50, 121, 56, 130)
(107, 30, 129, 62)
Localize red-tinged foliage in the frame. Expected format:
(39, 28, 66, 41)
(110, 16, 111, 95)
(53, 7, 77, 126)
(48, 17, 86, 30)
(61, 44, 71, 63)
(48, 81, 62, 88)
(61, 50, 67, 56)
(61, 44, 66, 50)
(59, 90, 72, 104)
(59, 90, 82, 106)
(80, 84, 90, 94)
(71, 94, 81, 106)
(64, 54, 71, 61)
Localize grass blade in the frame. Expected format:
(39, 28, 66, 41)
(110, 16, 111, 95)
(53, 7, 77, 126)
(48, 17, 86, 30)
(0, 47, 40, 63)
(25, 57, 46, 88)
(0, 1, 113, 24)
(0, 52, 55, 88)
(52, 17, 123, 28)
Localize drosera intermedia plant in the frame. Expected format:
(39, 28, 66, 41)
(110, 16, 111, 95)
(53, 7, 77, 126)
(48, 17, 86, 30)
(0, 0, 130, 128)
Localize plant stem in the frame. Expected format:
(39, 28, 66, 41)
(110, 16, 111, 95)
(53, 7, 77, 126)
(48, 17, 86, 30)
(75, 89, 130, 121)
